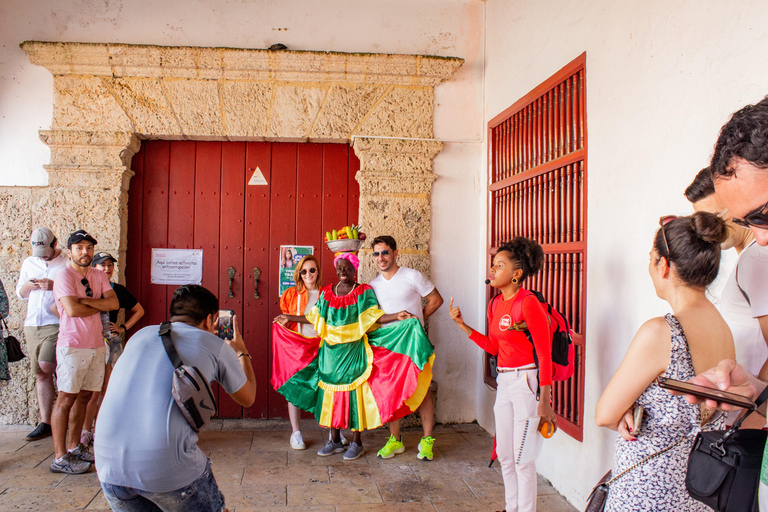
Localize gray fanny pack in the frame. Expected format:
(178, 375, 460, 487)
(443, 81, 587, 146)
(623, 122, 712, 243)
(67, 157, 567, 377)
(159, 322, 217, 432)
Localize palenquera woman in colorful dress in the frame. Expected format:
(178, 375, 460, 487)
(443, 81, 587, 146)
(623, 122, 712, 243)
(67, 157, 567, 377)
(272, 252, 435, 461)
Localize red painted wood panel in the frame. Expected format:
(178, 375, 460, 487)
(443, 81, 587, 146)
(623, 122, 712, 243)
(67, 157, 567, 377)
(128, 141, 359, 419)
(217, 142, 247, 418)
(166, 141, 197, 314)
(193, 142, 224, 408)
(347, 148, 361, 236)
(321, 144, 351, 283)
(125, 147, 144, 334)
(267, 143, 298, 418)
(141, 141, 170, 328)
(244, 142, 273, 419)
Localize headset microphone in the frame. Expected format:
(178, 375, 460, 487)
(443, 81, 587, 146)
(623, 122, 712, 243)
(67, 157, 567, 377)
(484, 279, 491, 285)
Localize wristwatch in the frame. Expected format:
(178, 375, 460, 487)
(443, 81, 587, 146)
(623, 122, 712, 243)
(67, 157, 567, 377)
(120, 324, 126, 332)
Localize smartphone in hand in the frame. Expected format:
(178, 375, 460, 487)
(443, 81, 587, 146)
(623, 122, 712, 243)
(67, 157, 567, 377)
(217, 310, 235, 340)
(633, 406, 644, 433)
(656, 376, 757, 410)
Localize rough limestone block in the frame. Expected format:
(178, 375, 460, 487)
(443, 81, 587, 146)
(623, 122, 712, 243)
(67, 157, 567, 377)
(40, 130, 139, 163)
(357, 87, 434, 138)
(219, 81, 272, 139)
(107, 78, 182, 137)
(52, 76, 133, 132)
(357, 173, 435, 196)
(158, 47, 206, 79)
(161, 79, 224, 138)
(417, 56, 465, 86)
(196, 48, 226, 80)
(359, 196, 432, 253)
(354, 138, 442, 174)
(0, 362, 32, 425)
(31, 186, 123, 249)
(312, 84, 386, 140)
(267, 85, 327, 140)
(220, 49, 271, 80)
(366, 54, 419, 81)
(0, 188, 32, 241)
(109, 44, 164, 78)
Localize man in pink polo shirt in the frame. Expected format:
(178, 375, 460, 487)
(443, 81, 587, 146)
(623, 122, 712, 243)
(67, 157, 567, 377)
(51, 230, 117, 474)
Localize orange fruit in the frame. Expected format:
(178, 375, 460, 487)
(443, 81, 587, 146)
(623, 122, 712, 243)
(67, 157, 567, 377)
(539, 421, 555, 438)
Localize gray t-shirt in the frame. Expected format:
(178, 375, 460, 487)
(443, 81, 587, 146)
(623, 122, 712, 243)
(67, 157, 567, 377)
(94, 322, 246, 493)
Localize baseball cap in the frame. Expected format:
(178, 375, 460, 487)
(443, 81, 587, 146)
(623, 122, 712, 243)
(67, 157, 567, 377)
(30, 227, 56, 257)
(67, 229, 98, 248)
(92, 252, 117, 266)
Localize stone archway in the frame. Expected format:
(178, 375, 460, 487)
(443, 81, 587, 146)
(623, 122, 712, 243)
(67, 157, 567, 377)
(22, 41, 463, 284)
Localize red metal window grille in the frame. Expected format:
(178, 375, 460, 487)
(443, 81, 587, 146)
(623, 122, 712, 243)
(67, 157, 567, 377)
(486, 53, 587, 441)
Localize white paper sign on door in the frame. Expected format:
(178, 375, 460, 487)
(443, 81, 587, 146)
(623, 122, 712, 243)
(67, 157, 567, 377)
(151, 249, 203, 285)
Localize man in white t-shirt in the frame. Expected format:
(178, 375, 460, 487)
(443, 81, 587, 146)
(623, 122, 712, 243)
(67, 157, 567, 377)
(688, 97, 768, 510)
(368, 235, 444, 461)
(685, 168, 768, 388)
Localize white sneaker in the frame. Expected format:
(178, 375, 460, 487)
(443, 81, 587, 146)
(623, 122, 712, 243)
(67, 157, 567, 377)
(290, 431, 306, 450)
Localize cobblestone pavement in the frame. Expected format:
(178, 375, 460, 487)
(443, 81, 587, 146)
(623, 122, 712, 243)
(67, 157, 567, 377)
(0, 421, 577, 511)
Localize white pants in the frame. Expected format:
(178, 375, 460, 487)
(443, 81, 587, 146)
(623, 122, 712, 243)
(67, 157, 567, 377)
(494, 370, 539, 512)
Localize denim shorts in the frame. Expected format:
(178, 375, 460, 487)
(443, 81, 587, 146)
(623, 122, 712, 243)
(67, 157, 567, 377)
(100, 459, 225, 512)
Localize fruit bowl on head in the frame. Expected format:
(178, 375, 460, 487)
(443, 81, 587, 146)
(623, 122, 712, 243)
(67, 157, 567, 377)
(326, 239, 364, 253)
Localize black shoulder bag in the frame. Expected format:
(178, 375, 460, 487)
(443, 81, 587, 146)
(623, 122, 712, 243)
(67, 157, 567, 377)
(685, 386, 768, 512)
(2, 318, 26, 363)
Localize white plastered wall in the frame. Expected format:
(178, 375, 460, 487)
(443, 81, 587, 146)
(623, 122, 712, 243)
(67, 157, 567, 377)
(0, 0, 486, 424)
(483, 0, 768, 505)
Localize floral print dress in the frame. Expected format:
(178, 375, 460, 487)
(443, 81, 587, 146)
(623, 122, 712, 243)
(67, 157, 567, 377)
(605, 314, 721, 512)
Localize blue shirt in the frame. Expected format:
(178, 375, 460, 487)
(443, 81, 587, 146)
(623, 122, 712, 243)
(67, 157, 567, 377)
(94, 322, 246, 492)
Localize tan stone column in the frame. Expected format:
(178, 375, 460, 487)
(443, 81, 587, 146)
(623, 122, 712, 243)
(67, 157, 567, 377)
(38, 130, 139, 281)
(352, 137, 443, 284)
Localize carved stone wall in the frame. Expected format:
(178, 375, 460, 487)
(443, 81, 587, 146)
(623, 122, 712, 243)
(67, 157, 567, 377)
(0, 41, 462, 424)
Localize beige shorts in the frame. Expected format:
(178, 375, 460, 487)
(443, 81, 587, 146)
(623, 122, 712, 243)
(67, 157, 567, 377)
(55, 346, 106, 394)
(24, 324, 59, 374)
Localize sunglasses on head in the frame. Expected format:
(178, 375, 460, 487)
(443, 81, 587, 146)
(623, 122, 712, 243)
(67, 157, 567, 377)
(80, 277, 93, 298)
(300, 267, 317, 276)
(731, 199, 768, 229)
(659, 215, 677, 255)
(372, 250, 391, 257)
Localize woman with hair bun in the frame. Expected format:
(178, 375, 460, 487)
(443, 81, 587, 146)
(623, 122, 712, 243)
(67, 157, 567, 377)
(449, 236, 556, 512)
(595, 212, 736, 511)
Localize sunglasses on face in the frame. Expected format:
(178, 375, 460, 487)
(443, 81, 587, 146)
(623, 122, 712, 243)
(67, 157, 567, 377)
(731, 199, 768, 229)
(372, 250, 391, 257)
(300, 267, 317, 276)
(659, 215, 677, 255)
(80, 277, 93, 298)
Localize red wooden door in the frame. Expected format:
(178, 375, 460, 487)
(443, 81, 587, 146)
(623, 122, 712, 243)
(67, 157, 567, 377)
(126, 141, 360, 419)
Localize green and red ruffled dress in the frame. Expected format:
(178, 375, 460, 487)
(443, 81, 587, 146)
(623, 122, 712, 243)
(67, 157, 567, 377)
(271, 283, 435, 431)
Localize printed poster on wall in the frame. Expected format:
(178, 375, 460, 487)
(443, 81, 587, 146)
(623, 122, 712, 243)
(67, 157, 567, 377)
(151, 249, 203, 285)
(279, 245, 314, 297)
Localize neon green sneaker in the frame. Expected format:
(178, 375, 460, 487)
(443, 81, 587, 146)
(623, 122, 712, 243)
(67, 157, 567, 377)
(417, 436, 435, 461)
(376, 434, 404, 459)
